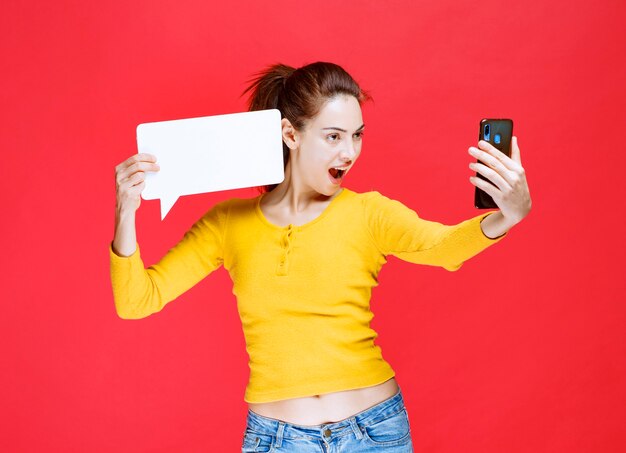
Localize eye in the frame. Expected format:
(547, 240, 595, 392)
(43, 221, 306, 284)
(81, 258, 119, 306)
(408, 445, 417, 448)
(354, 131, 364, 140)
(327, 133, 340, 142)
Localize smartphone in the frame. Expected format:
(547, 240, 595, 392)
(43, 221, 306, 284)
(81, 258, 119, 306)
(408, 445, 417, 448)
(474, 118, 513, 209)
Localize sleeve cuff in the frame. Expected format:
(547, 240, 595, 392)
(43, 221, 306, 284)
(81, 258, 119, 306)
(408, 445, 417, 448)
(477, 212, 508, 242)
(109, 242, 141, 261)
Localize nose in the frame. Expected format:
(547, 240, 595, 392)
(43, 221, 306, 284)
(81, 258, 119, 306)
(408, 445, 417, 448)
(339, 140, 357, 161)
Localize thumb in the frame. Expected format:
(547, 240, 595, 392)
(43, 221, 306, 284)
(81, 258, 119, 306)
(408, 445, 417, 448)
(511, 136, 522, 165)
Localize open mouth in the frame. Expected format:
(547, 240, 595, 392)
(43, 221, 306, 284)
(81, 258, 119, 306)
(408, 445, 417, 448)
(329, 168, 346, 179)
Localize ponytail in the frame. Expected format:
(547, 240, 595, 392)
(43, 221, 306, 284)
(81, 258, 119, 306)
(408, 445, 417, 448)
(242, 63, 296, 112)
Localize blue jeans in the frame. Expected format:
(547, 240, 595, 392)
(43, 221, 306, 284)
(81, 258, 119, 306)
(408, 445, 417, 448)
(242, 387, 413, 452)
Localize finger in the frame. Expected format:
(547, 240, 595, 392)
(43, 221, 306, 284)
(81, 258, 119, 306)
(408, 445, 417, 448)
(468, 146, 509, 175)
(470, 175, 500, 201)
(121, 153, 157, 169)
(477, 140, 520, 172)
(511, 136, 522, 165)
(119, 171, 145, 189)
(116, 153, 157, 176)
(124, 161, 159, 175)
(128, 181, 146, 193)
(469, 146, 514, 184)
(135, 153, 157, 162)
(117, 161, 159, 184)
(469, 161, 511, 192)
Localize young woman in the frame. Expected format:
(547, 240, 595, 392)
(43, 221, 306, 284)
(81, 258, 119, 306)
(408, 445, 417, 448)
(110, 61, 531, 452)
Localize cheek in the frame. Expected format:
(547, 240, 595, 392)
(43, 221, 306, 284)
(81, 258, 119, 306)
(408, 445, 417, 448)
(308, 148, 332, 167)
(297, 152, 327, 180)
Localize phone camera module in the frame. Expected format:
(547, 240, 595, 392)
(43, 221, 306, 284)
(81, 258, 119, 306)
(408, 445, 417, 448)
(484, 124, 491, 141)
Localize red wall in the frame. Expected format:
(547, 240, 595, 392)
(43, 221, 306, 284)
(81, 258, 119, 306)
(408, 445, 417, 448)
(1, 0, 625, 451)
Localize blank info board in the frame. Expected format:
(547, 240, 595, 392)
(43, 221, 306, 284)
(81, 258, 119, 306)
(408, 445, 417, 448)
(137, 108, 285, 220)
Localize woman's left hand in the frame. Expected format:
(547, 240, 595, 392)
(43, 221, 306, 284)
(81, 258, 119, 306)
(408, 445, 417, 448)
(468, 136, 532, 227)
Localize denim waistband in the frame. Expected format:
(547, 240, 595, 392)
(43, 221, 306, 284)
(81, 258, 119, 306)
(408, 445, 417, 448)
(245, 386, 406, 442)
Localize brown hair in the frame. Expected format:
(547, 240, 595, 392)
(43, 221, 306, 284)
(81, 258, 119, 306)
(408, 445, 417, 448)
(241, 61, 372, 192)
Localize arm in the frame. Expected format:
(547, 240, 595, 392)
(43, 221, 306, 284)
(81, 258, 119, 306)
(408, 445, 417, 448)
(112, 206, 138, 257)
(361, 136, 530, 271)
(112, 152, 159, 257)
(109, 202, 226, 319)
(109, 152, 226, 319)
(364, 192, 507, 272)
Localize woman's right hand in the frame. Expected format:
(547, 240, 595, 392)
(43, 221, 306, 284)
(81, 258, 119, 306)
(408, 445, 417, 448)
(114, 153, 160, 213)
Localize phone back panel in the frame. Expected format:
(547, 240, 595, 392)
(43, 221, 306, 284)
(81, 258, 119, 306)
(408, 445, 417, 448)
(474, 118, 513, 209)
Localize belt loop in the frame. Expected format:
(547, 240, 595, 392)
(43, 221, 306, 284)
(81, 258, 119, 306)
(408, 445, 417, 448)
(349, 417, 363, 440)
(275, 421, 285, 448)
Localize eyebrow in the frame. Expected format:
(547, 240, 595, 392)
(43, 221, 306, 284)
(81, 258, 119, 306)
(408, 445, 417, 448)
(321, 124, 365, 133)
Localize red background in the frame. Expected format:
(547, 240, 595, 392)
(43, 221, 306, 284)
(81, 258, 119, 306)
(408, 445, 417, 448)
(2, 0, 625, 451)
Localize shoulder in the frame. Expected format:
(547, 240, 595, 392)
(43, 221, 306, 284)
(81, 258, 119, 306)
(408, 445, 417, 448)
(344, 189, 423, 232)
(343, 188, 403, 211)
(342, 188, 387, 203)
(198, 194, 259, 224)
(338, 189, 416, 230)
(216, 195, 258, 210)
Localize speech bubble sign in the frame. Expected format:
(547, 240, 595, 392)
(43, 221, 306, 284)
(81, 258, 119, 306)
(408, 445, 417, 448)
(137, 109, 284, 220)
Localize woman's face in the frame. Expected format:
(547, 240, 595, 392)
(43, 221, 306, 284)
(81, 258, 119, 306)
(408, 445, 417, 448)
(287, 94, 364, 196)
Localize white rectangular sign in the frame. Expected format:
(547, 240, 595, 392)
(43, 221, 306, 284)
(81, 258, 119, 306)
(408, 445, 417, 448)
(137, 109, 285, 219)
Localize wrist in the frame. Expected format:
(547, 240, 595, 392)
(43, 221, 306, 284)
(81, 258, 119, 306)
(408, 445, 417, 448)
(115, 205, 136, 222)
(480, 211, 513, 239)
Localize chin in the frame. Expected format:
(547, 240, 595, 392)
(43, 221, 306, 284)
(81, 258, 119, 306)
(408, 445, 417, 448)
(312, 176, 342, 197)
(321, 186, 341, 197)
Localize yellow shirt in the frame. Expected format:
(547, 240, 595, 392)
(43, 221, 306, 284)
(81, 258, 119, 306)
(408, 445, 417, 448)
(109, 188, 507, 403)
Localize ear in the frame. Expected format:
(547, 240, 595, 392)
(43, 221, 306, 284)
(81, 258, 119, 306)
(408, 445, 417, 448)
(281, 118, 298, 150)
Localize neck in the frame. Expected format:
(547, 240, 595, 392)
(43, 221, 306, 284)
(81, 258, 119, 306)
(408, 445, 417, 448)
(267, 161, 341, 213)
